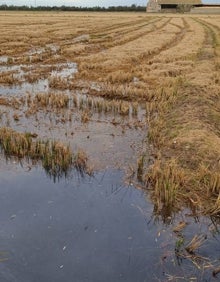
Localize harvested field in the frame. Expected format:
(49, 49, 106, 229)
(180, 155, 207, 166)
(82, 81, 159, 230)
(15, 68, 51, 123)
(0, 11, 219, 214)
(0, 11, 220, 281)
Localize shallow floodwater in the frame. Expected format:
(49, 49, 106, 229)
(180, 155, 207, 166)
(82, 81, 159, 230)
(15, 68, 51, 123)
(0, 56, 148, 169)
(0, 163, 219, 282)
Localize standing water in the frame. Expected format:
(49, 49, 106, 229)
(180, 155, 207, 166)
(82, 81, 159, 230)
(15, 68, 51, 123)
(0, 162, 219, 282)
(0, 44, 220, 282)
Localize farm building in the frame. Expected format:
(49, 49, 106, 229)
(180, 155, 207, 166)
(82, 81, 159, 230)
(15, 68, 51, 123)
(146, 0, 202, 12)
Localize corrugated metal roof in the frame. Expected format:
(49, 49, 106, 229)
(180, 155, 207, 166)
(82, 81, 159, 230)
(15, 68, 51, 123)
(158, 0, 202, 4)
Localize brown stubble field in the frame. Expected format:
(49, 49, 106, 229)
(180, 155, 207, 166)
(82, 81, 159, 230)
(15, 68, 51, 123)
(0, 11, 219, 216)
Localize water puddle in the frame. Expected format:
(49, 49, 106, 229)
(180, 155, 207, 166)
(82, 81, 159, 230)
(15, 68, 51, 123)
(0, 56, 10, 64)
(0, 44, 60, 65)
(51, 62, 77, 79)
(26, 44, 60, 57)
(0, 164, 219, 281)
(0, 55, 147, 170)
(73, 34, 90, 43)
(0, 62, 77, 85)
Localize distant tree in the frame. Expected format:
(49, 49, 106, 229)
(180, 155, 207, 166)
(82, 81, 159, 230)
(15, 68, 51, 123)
(0, 4, 146, 12)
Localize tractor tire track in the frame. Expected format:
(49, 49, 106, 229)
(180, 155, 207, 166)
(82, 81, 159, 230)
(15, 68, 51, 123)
(61, 18, 165, 58)
(129, 18, 189, 66)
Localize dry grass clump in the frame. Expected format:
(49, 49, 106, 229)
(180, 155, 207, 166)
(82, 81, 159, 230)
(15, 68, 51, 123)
(72, 94, 138, 117)
(48, 76, 70, 89)
(106, 71, 134, 83)
(173, 232, 211, 274)
(74, 150, 88, 174)
(81, 110, 90, 123)
(118, 101, 130, 115)
(24, 72, 41, 84)
(0, 72, 20, 85)
(185, 234, 207, 254)
(0, 127, 88, 178)
(25, 91, 139, 118)
(146, 87, 178, 147)
(13, 113, 20, 121)
(137, 155, 145, 181)
(172, 221, 187, 233)
(100, 83, 146, 101)
(34, 92, 69, 108)
(146, 159, 186, 210)
(0, 97, 11, 106)
(0, 97, 23, 109)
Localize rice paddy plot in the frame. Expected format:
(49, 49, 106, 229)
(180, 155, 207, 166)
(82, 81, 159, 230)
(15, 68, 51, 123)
(0, 11, 220, 280)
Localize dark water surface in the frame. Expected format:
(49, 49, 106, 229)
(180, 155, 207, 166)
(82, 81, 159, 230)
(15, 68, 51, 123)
(0, 165, 219, 282)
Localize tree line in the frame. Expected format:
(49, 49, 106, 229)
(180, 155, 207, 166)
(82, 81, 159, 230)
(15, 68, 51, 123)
(0, 4, 146, 12)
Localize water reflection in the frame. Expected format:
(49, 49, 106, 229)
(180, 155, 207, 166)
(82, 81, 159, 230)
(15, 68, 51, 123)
(0, 164, 219, 281)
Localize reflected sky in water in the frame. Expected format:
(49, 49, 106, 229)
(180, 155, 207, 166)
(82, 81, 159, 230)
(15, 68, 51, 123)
(0, 165, 219, 281)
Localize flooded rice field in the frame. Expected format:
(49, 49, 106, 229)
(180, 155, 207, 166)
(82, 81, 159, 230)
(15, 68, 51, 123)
(0, 163, 220, 281)
(0, 11, 220, 281)
(0, 56, 147, 169)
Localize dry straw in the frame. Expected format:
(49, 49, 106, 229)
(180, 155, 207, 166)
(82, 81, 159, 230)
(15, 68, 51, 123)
(0, 127, 88, 179)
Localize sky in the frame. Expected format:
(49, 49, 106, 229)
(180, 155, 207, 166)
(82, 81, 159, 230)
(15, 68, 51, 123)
(0, 0, 219, 6)
(0, 0, 147, 6)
